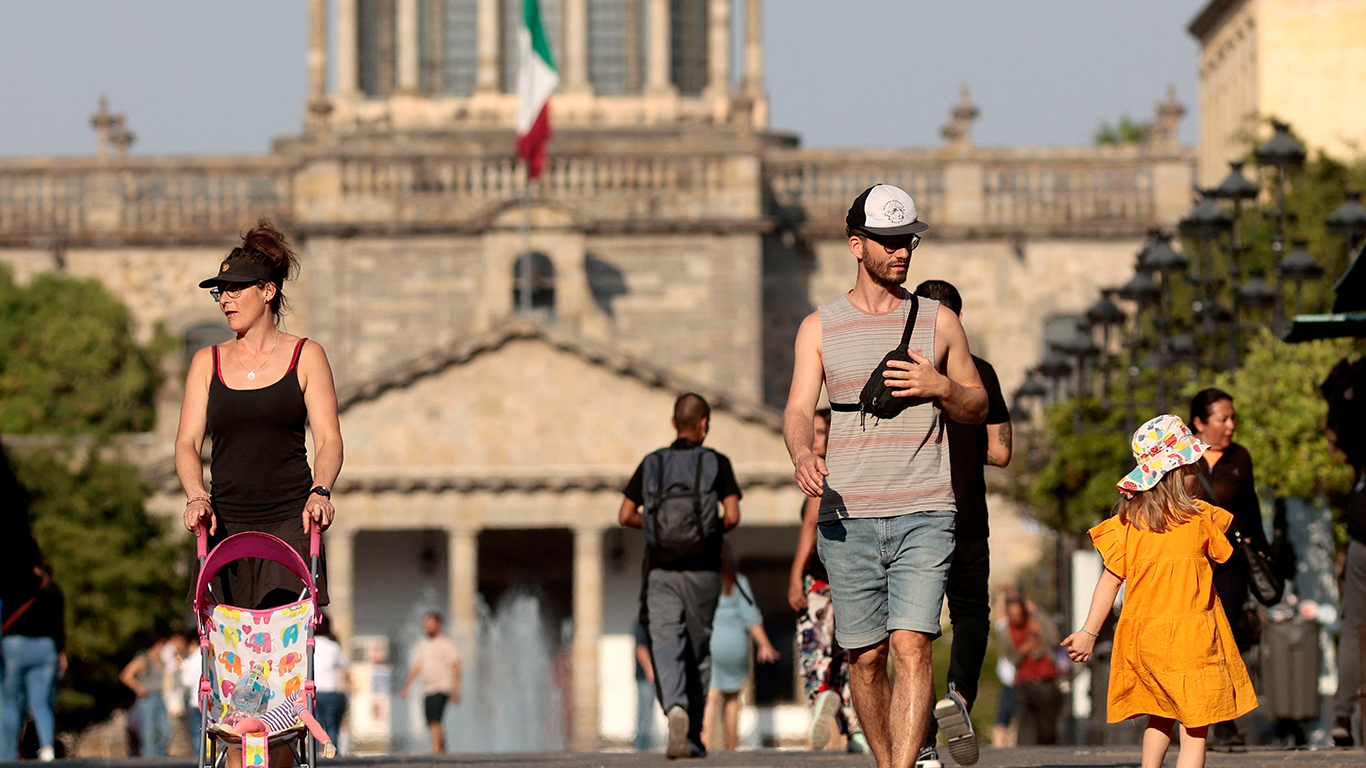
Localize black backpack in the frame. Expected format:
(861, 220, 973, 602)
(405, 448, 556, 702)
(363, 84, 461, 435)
(641, 445, 721, 565)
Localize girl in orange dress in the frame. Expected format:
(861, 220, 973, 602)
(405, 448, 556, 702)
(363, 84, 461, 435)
(1062, 414, 1257, 768)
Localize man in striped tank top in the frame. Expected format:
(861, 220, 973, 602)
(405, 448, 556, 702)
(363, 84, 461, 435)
(783, 185, 988, 768)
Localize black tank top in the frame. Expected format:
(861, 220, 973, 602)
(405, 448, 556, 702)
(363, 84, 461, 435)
(207, 338, 314, 523)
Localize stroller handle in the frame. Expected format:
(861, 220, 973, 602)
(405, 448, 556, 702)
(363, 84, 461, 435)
(195, 519, 322, 568)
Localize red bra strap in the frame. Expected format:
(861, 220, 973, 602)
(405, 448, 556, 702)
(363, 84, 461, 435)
(212, 344, 225, 386)
(288, 338, 308, 371)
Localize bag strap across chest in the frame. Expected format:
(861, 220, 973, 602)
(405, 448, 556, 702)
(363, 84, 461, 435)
(829, 294, 920, 413)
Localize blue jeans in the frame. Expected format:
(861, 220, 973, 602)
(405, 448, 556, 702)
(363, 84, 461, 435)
(313, 691, 347, 746)
(135, 693, 171, 757)
(634, 678, 655, 750)
(816, 511, 956, 648)
(0, 635, 59, 759)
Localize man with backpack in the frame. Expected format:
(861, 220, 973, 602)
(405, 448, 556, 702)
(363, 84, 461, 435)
(619, 393, 741, 759)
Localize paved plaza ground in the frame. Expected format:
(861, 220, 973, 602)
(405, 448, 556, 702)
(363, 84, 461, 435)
(13, 747, 1362, 768)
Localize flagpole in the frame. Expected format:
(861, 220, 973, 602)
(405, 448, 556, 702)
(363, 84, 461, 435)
(519, 163, 532, 314)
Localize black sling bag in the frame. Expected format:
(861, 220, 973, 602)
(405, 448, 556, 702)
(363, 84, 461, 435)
(829, 294, 930, 424)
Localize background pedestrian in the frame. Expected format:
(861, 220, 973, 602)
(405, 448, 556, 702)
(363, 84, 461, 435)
(0, 563, 65, 762)
(313, 613, 349, 751)
(701, 555, 779, 751)
(399, 612, 461, 754)
(120, 636, 172, 757)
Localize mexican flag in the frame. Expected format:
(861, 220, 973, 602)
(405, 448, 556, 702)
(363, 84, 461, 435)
(516, 0, 559, 180)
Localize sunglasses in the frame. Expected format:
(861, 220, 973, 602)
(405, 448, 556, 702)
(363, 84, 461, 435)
(208, 283, 261, 302)
(860, 233, 921, 252)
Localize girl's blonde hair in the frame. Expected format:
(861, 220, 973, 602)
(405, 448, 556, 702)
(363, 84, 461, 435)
(1116, 463, 1202, 532)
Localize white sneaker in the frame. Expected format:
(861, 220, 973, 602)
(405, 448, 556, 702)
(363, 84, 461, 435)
(665, 706, 690, 759)
(37, 746, 55, 762)
(807, 689, 840, 748)
(915, 745, 943, 768)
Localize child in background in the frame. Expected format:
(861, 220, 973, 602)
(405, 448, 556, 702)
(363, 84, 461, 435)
(1062, 415, 1257, 768)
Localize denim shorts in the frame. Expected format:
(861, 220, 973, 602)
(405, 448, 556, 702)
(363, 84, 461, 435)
(815, 511, 955, 648)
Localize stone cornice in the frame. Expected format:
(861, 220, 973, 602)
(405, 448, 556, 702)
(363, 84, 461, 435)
(330, 469, 795, 494)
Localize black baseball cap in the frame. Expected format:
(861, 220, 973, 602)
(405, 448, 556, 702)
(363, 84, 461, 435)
(198, 248, 276, 288)
(846, 184, 929, 237)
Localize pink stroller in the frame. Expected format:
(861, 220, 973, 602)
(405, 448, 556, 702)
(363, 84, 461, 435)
(193, 525, 333, 768)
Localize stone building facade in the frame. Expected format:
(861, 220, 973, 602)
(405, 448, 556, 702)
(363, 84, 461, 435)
(1190, 0, 1366, 185)
(0, 0, 1196, 750)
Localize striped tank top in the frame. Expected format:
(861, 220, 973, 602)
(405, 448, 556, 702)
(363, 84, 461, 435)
(818, 292, 956, 522)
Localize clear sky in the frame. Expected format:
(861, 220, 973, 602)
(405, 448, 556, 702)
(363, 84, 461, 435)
(0, 1, 1204, 157)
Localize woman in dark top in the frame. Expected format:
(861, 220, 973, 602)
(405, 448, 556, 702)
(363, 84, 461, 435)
(177, 220, 343, 609)
(1190, 388, 1270, 650)
(0, 565, 65, 762)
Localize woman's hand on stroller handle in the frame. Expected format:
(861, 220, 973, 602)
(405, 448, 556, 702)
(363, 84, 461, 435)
(185, 499, 217, 536)
(303, 492, 335, 534)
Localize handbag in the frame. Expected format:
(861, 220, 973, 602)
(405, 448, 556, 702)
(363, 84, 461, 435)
(1197, 472, 1283, 606)
(829, 293, 929, 424)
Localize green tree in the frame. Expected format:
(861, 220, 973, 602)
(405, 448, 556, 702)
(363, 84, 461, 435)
(1023, 136, 1366, 533)
(1211, 329, 1363, 499)
(11, 446, 184, 734)
(0, 265, 162, 434)
(1095, 115, 1150, 146)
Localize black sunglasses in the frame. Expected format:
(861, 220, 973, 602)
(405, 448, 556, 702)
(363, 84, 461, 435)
(860, 233, 921, 252)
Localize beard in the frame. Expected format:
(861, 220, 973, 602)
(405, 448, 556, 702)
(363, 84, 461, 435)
(860, 242, 909, 287)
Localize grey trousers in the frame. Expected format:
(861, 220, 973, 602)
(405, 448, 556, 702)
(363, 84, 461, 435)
(1335, 539, 1366, 722)
(641, 568, 722, 751)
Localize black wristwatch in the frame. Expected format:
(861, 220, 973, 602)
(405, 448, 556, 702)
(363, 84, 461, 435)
(310, 485, 331, 499)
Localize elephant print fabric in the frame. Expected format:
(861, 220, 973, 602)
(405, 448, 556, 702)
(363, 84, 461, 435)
(204, 599, 315, 732)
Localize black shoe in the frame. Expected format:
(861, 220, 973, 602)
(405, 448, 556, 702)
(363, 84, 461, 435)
(914, 746, 943, 768)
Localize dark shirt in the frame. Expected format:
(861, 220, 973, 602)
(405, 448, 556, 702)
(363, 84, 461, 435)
(2, 577, 65, 652)
(624, 438, 742, 571)
(1346, 469, 1366, 546)
(1194, 442, 1270, 566)
(945, 356, 1010, 539)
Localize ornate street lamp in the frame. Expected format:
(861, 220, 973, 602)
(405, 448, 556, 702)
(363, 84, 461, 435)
(1086, 291, 1126, 407)
(1327, 191, 1366, 277)
(1237, 269, 1277, 311)
(1012, 371, 1048, 422)
(1117, 266, 1161, 428)
(1207, 162, 1259, 367)
(1255, 120, 1307, 333)
(1279, 239, 1325, 316)
(1038, 352, 1074, 402)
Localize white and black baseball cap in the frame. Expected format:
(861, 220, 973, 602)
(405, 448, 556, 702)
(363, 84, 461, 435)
(846, 184, 929, 237)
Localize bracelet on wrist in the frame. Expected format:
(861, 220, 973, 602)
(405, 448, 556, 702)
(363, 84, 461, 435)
(186, 496, 211, 507)
(1080, 627, 1098, 638)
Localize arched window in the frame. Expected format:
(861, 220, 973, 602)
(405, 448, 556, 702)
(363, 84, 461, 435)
(184, 323, 234, 371)
(513, 253, 556, 316)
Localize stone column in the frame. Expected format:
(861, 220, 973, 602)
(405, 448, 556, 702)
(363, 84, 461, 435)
(397, 0, 421, 93)
(307, 0, 333, 128)
(741, 0, 762, 95)
(646, 0, 674, 94)
(570, 527, 604, 751)
(474, 0, 501, 94)
(740, 0, 765, 128)
(448, 529, 479, 651)
(335, 0, 360, 96)
(327, 528, 357, 651)
(563, 0, 591, 94)
(705, 0, 732, 109)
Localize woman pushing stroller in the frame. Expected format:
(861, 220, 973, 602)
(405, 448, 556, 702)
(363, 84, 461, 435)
(176, 219, 343, 609)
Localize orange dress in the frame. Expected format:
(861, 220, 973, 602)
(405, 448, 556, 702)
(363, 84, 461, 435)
(1088, 500, 1258, 726)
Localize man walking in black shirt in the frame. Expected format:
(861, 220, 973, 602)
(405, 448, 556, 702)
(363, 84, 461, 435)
(620, 393, 741, 758)
(914, 281, 1011, 767)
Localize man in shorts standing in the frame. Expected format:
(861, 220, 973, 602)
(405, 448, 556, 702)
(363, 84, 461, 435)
(914, 280, 1012, 767)
(783, 185, 987, 768)
(400, 612, 462, 754)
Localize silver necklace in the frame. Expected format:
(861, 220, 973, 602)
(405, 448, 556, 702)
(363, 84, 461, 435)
(235, 332, 279, 381)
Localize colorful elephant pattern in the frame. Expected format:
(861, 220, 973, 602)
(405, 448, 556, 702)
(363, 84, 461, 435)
(204, 599, 314, 734)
